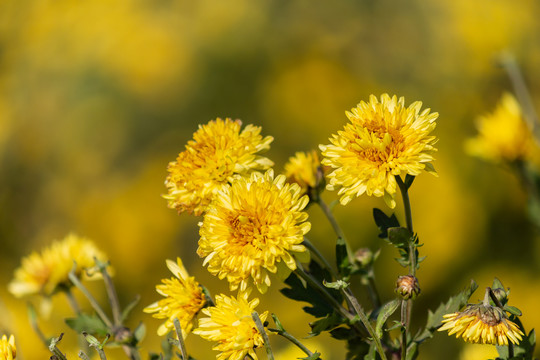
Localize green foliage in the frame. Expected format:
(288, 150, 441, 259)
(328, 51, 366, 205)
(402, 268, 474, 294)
(372, 208, 400, 239)
(375, 299, 400, 339)
(65, 313, 109, 337)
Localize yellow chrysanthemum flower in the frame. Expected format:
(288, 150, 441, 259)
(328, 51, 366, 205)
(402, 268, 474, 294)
(320, 94, 438, 208)
(465, 92, 538, 163)
(438, 304, 524, 345)
(0, 335, 16, 360)
(193, 291, 268, 360)
(198, 169, 311, 293)
(164, 118, 274, 216)
(8, 234, 107, 298)
(144, 258, 206, 338)
(284, 150, 324, 198)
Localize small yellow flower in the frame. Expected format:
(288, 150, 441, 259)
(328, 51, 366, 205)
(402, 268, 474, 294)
(438, 304, 524, 346)
(198, 169, 311, 293)
(0, 335, 16, 360)
(320, 94, 438, 208)
(8, 234, 107, 298)
(144, 258, 206, 338)
(164, 118, 274, 216)
(284, 150, 324, 197)
(465, 93, 538, 163)
(193, 291, 268, 360)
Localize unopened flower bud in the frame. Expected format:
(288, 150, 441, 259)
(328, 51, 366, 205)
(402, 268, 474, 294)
(396, 275, 420, 300)
(354, 248, 374, 267)
(491, 288, 508, 305)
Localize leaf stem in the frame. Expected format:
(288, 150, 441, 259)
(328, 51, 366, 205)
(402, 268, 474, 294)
(342, 289, 388, 360)
(252, 312, 274, 360)
(302, 237, 338, 280)
(316, 198, 355, 265)
(173, 318, 188, 360)
(267, 328, 320, 359)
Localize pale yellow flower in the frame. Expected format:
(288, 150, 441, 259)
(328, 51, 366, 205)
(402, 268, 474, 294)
(198, 169, 311, 293)
(465, 92, 538, 163)
(193, 291, 268, 360)
(8, 234, 107, 298)
(438, 304, 524, 345)
(320, 94, 438, 208)
(284, 150, 324, 197)
(164, 118, 274, 216)
(144, 258, 206, 338)
(459, 343, 499, 360)
(0, 335, 16, 360)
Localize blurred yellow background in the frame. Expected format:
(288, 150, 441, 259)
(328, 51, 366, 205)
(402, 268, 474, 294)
(0, 0, 539, 359)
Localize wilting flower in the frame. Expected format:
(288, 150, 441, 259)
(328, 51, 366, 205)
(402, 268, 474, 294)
(8, 234, 107, 298)
(0, 335, 16, 360)
(395, 275, 421, 300)
(144, 258, 206, 338)
(193, 291, 268, 360)
(198, 169, 311, 293)
(320, 94, 438, 208)
(438, 303, 524, 345)
(465, 93, 538, 164)
(164, 118, 274, 216)
(284, 150, 325, 198)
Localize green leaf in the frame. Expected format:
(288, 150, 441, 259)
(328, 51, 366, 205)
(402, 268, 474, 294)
(363, 341, 377, 360)
(133, 322, 146, 343)
(323, 279, 349, 290)
(405, 341, 418, 360)
(373, 208, 400, 239)
(504, 305, 523, 317)
(82, 332, 101, 348)
(415, 279, 478, 343)
(309, 312, 344, 336)
(302, 351, 322, 360)
(121, 295, 141, 322)
(336, 236, 352, 278)
(65, 313, 109, 336)
(375, 299, 400, 339)
(345, 340, 369, 360)
(388, 227, 413, 248)
(280, 260, 342, 318)
(329, 327, 356, 340)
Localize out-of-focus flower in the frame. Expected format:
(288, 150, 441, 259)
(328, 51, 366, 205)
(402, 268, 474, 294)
(0, 335, 16, 360)
(144, 258, 206, 338)
(164, 118, 274, 216)
(8, 234, 106, 298)
(395, 275, 421, 300)
(284, 150, 325, 199)
(320, 94, 438, 208)
(459, 343, 499, 360)
(438, 303, 524, 345)
(198, 170, 310, 293)
(193, 291, 268, 360)
(465, 93, 538, 164)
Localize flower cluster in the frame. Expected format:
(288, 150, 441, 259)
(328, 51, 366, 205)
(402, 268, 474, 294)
(0, 335, 16, 360)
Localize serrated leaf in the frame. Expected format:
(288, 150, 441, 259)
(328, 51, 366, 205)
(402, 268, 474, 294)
(388, 227, 412, 248)
(121, 295, 141, 322)
(329, 327, 356, 340)
(375, 299, 400, 339)
(415, 279, 478, 343)
(65, 313, 109, 336)
(309, 312, 344, 336)
(373, 208, 400, 239)
(280, 260, 341, 318)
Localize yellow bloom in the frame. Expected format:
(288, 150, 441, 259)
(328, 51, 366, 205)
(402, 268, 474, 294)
(465, 92, 538, 163)
(143, 258, 206, 338)
(320, 94, 438, 208)
(8, 234, 107, 298)
(284, 150, 324, 197)
(438, 304, 524, 345)
(198, 169, 311, 293)
(164, 118, 274, 216)
(0, 335, 16, 360)
(193, 291, 268, 360)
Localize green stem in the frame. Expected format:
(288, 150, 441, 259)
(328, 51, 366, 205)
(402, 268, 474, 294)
(27, 302, 48, 347)
(252, 312, 274, 360)
(293, 265, 356, 324)
(68, 265, 113, 329)
(400, 300, 408, 360)
(487, 287, 517, 359)
(173, 318, 188, 360)
(78, 351, 91, 360)
(49, 334, 68, 360)
(268, 328, 320, 359)
(303, 237, 338, 280)
(367, 273, 382, 309)
(64, 288, 81, 315)
(95, 258, 122, 326)
(316, 198, 355, 265)
(342, 290, 388, 360)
